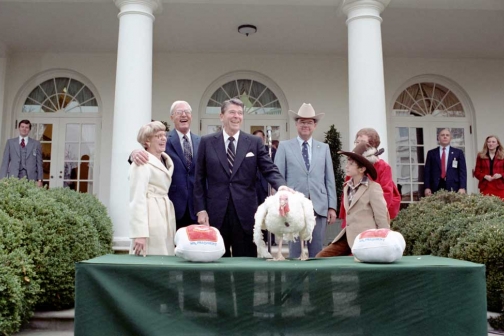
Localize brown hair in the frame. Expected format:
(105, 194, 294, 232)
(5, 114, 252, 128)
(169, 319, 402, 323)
(355, 128, 380, 148)
(221, 98, 244, 114)
(478, 135, 504, 159)
(18, 119, 32, 130)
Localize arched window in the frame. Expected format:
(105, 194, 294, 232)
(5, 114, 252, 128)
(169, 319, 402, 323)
(22, 77, 98, 114)
(206, 79, 281, 115)
(393, 83, 464, 117)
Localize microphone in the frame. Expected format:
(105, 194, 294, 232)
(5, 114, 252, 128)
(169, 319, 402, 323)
(266, 126, 272, 140)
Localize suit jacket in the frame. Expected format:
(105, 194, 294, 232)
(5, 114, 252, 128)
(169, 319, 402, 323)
(424, 146, 467, 193)
(165, 129, 200, 221)
(332, 180, 390, 248)
(0, 137, 43, 181)
(274, 138, 336, 217)
(474, 155, 504, 191)
(194, 131, 286, 232)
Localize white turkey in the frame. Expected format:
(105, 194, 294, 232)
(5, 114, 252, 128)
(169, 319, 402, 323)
(253, 188, 316, 261)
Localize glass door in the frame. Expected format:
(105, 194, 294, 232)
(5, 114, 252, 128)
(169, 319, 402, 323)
(27, 118, 100, 193)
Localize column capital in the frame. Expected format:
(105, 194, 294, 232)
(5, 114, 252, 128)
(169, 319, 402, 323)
(114, 0, 162, 19)
(342, 0, 390, 24)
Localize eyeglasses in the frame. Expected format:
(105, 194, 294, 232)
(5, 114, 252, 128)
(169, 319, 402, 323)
(173, 109, 192, 116)
(298, 120, 315, 126)
(154, 134, 167, 140)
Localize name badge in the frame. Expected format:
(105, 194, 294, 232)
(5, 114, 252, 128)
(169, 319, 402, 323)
(452, 159, 458, 169)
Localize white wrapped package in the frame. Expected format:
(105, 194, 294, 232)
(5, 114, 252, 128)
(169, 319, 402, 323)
(351, 229, 406, 263)
(174, 225, 225, 262)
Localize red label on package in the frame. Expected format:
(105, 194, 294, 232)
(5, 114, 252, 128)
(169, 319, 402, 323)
(359, 229, 390, 239)
(186, 225, 218, 242)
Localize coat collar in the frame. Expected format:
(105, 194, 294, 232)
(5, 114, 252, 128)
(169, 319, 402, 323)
(344, 181, 369, 212)
(147, 151, 172, 178)
(211, 131, 250, 177)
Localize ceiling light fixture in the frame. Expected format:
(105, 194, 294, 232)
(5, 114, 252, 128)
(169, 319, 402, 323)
(238, 24, 257, 37)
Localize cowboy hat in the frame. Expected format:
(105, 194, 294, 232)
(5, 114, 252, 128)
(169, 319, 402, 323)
(338, 143, 378, 180)
(288, 103, 324, 121)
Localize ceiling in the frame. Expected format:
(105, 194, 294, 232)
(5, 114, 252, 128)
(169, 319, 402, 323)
(0, 0, 503, 58)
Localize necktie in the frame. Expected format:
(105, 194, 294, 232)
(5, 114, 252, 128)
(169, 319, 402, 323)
(441, 147, 446, 179)
(302, 141, 310, 171)
(21, 138, 25, 148)
(182, 135, 192, 169)
(227, 137, 235, 174)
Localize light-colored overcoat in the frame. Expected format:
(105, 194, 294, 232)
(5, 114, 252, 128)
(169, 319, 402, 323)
(332, 180, 390, 248)
(129, 152, 176, 255)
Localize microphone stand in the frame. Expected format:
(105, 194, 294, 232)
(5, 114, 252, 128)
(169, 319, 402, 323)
(266, 126, 273, 253)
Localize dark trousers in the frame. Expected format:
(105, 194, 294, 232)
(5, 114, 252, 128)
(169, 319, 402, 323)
(219, 198, 257, 258)
(176, 206, 196, 231)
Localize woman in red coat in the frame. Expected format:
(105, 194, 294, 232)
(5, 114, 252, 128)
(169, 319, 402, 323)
(474, 135, 504, 200)
(339, 128, 401, 227)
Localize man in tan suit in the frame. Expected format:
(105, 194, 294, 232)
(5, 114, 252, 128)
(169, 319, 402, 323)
(317, 142, 389, 257)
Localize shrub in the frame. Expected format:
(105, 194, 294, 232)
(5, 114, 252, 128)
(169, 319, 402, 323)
(392, 191, 504, 312)
(0, 247, 39, 336)
(0, 177, 113, 313)
(47, 187, 113, 255)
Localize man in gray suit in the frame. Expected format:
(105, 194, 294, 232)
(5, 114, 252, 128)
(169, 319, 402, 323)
(0, 119, 43, 187)
(274, 103, 337, 258)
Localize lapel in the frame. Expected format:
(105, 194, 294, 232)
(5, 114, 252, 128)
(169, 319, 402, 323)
(310, 140, 322, 173)
(211, 132, 230, 176)
(168, 130, 186, 168)
(13, 138, 21, 158)
(148, 152, 170, 178)
(288, 139, 308, 173)
(191, 132, 200, 158)
(231, 132, 249, 177)
(435, 147, 442, 170)
(447, 148, 455, 170)
(347, 182, 368, 212)
(25, 137, 35, 156)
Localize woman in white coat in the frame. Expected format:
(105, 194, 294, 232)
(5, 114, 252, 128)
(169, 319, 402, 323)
(130, 121, 176, 256)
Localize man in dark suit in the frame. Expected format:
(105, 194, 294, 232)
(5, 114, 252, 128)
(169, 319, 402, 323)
(194, 98, 286, 257)
(0, 119, 43, 187)
(132, 101, 200, 228)
(424, 128, 467, 196)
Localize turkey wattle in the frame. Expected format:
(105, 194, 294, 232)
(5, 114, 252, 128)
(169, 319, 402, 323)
(253, 188, 315, 261)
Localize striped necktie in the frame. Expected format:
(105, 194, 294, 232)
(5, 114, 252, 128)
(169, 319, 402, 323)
(227, 137, 235, 174)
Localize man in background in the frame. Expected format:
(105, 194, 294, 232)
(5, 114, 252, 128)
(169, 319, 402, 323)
(0, 119, 43, 187)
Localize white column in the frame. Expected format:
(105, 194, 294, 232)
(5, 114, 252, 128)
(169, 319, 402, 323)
(0, 42, 8, 145)
(343, 0, 390, 159)
(110, 0, 161, 250)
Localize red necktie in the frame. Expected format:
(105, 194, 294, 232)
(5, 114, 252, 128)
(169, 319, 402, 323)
(21, 138, 25, 148)
(441, 147, 446, 179)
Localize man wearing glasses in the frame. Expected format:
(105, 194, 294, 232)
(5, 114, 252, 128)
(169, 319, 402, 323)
(274, 103, 337, 259)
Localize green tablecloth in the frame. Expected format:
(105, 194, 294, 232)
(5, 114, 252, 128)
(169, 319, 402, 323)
(75, 255, 487, 336)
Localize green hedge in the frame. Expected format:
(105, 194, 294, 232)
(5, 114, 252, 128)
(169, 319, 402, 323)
(391, 191, 504, 313)
(0, 177, 113, 335)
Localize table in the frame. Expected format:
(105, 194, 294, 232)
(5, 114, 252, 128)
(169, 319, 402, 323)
(75, 255, 487, 336)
